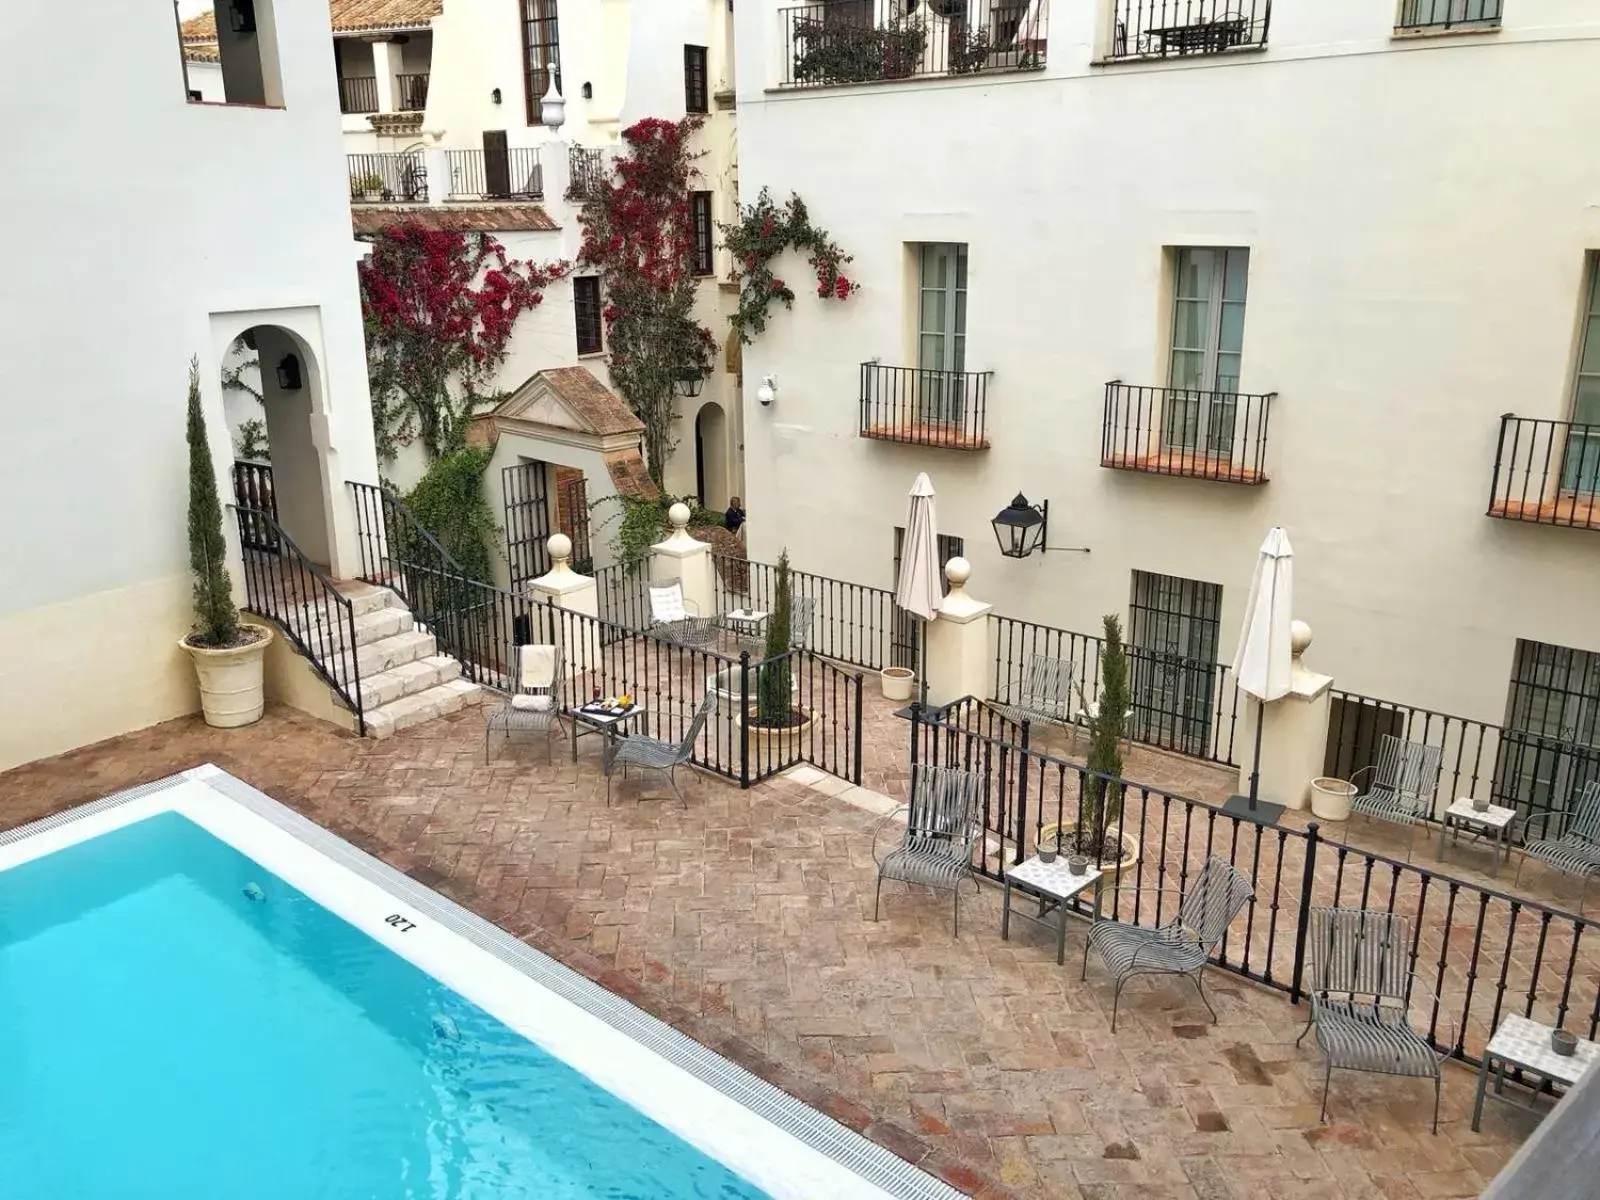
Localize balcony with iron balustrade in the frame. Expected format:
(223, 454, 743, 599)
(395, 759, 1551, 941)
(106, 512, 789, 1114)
(1102, 0, 1271, 62)
(1100, 381, 1274, 485)
(858, 362, 992, 450)
(1488, 414, 1600, 531)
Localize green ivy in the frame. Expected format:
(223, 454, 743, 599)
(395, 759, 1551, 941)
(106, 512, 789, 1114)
(790, 16, 927, 85)
(400, 445, 500, 582)
(594, 493, 725, 574)
(235, 418, 269, 462)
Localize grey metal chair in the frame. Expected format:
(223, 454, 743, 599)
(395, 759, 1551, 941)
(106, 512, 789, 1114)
(872, 765, 982, 936)
(1516, 781, 1600, 910)
(1082, 856, 1254, 1032)
(484, 644, 566, 763)
(1349, 735, 1445, 860)
(603, 692, 716, 807)
(646, 578, 718, 648)
(732, 594, 816, 657)
(987, 654, 1075, 740)
(1295, 907, 1452, 1133)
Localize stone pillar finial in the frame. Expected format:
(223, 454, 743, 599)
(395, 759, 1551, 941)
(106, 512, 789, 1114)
(944, 556, 971, 594)
(1290, 619, 1312, 658)
(668, 502, 691, 532)
(547, 533, 572, 572)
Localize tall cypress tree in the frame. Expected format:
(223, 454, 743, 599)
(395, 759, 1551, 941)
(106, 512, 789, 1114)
(187, 357, 240, 647)
(755, 550, 794, 726)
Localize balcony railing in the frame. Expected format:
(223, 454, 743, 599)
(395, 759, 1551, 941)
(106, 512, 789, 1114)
(1488, 414, 1600, 531)
(395, 72, 430, 110)
(444, 148, 544, 201)
(859, 362, 992, 450)
(780, 0, 1047, 89)
(1397, 0, 1502, 31)
(347, 152, 428, 204)
(1107, 0, 1270, 60)
(566, 146, 607, 201)
(338, 75, 378, 114)
(1101, 381, 1273, 484)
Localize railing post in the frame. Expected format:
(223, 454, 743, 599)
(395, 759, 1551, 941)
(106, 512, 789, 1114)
(853, 670, 865, 785)
(1290, 820, 1320, 1004)
(1014, 718, 1031, 865)
(739, 651, 751, 789)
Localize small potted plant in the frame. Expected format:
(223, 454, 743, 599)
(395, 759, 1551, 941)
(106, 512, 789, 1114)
(740, 550, 815, 763)
(178, 358, 271, 726)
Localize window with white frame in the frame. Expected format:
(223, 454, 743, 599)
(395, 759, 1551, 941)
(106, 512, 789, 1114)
(915, 242, 968, 422)
(1166, 246, 1249, 455)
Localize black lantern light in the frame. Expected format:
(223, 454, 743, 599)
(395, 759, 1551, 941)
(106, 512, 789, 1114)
(276, 354, 303, 391)
(991, 494, 1090, 559)
(676, 366, 705, 398)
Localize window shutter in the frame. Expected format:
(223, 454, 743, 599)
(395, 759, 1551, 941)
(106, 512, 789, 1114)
(482, 130, 511, 200)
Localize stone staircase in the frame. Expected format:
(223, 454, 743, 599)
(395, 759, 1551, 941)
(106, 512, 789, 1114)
(300, 581, 483, 738)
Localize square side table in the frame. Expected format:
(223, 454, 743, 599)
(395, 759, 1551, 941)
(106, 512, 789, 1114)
(1437, 797, 1517, 877)
(1002, 855, 1105, 965)
(1472, 1013, 1600, 1131)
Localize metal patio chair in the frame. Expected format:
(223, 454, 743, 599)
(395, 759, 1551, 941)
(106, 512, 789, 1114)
(1349, 735, 1444, 860)
(1296, 907, 1451, 1133)
(646, 578, 718, 649)
(986, 654, 1075, 742)
(872, 765, 983, 936)
(1082, 856, 1254, 1032)
(603, 692, 716, 807)
(731, 595, 817, 657)
(484, 644, 566, 763)
(1516, 781, 1600, 910)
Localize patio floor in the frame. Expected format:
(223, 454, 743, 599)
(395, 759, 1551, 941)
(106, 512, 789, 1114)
(0, 696, 1547, 1199)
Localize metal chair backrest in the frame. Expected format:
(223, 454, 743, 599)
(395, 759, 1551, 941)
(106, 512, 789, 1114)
(1178, 856, 1255, 947)
(1020, 655, 1074, 718)
(907, 765, 981, 848)
(1374, 735, 1444, 811)
(647, 579, 689, 622)
(789, 595, 816, 650)
(1564, 780, 1600, 844)
(674, 692, 718, 761)
(1306, 907, 1413, 1004)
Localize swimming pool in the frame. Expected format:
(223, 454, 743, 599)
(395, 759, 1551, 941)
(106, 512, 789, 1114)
(0, 766, 962, 1200)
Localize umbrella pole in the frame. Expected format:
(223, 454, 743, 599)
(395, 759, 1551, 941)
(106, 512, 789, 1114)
(1221, 694, 1284, 827)
(1248, 695, 1265, 808)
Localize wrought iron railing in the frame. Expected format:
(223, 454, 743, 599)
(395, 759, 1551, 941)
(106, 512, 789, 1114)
(1397, 0, 1502, 31)
(911, 700, 1600, 1070)
(711, 553, 909, 672)
(445, 147, 544, 201)
(859, 362, 992, 450)
(347, 152, 427, 204)
(395, 72, 430, 110)
(338, 75, 378, 114)
(780, 0, 1047, 88)
(1101, 381, 1274, 484)
(566, 146, 607, 201)
(1108, 0, 1270, 60)
(231, 461, 278, 553)
(234, 504, 364, 734)
(1488, 414, 1600, 531)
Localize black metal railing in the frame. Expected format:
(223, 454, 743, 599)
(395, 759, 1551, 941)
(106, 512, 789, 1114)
(445, 147, 544, 201)
(234, 505, 364, 734)
(1101, 381, 1274, 484)
(991, 613, 1243, 766)
(1488, 414, 1600, 532)
(780, 0, 1047, 88)
(231, 461, 278, 553)
(395, 71, 430, 110)
(1397, 0, 1502, 31)
(347, 152, 428, 204)
(711, 553, 908, 672)
(1108, 0, 1270, 60)
(1326, 690, 1600, 833)
(338, 75, 379, 114)
(911, 701, 1600, 1069)
(859, 362, 992, 450)
(566, 146, 607, 201)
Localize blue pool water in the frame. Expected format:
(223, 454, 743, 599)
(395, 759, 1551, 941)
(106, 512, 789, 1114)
(0, 812, 769, 1200)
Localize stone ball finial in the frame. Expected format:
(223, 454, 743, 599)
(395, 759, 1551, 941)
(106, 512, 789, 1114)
(547, 532, 572, 565)
(944, 556, 971, 588)
(1290, 619, 1313, 657)
(668, 501, 691, 530)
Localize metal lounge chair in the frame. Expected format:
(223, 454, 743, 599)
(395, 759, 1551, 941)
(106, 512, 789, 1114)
(1349, 735, 1444, 860)
(987, 654, 1075, 741)
(484, 644, 566, 763)
(603, 692, 716, 807)
(1296, 907, 1451, 1133)
(1082, 856, 1254, 1031)
(1516, 781, 1600, 909)
(646, 578, 719, 648)
(872, 765, 982, 936)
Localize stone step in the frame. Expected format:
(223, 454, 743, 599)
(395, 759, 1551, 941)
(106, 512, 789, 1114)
(355, 629, 437, 677)
(365, 678, 484, 739)
(355, 654, 463, 709)
(334, 581, 402, 618)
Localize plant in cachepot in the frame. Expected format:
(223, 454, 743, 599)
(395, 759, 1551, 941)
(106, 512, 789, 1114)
(178, 358, 271, 726)
(738, 550, 816, 769)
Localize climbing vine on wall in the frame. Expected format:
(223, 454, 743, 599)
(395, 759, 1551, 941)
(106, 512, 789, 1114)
(720, 188, 859, 345)
(577, 117, 716, 489)
(358, 223, 570, 463)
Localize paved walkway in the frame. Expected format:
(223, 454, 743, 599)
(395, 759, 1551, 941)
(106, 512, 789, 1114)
(0, 700, 1543, 1199)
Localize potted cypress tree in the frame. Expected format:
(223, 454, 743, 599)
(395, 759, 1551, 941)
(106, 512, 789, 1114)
(178, 358, 272, 726)
(740, 550, 815, 766)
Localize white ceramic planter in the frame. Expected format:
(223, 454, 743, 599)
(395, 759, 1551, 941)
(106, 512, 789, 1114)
(181, 623, 272, 728)
(708, 663, 797, 718)
(1310, 777, 1357, 822)
(880, 666, 915, 702)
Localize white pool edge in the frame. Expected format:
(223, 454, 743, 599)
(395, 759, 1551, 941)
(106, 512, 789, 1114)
(0, 766, 965, 1200)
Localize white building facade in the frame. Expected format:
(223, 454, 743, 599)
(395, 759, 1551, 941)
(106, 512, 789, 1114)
(732, 1, 1600, 779)
(1, 0, 382, 770)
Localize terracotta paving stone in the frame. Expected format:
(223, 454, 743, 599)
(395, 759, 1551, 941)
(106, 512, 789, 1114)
(0, 696, 1556, 1199)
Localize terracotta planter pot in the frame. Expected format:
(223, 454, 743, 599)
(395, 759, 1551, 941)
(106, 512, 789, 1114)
(181, 623, 272, 728)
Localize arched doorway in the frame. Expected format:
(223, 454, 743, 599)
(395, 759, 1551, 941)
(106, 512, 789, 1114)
(694, 401, 729, 510)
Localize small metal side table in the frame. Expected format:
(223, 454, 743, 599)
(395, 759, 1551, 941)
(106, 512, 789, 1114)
(1472, 1013, 1600, 1132)
(568, 703, 645, 762)
(1001, 855, 1105, 965)
(1437, 797, 1517, 877)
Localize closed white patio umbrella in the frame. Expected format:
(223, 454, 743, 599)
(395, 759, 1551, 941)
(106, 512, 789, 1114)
(1222, 526, 1294, 825)
(896, 472, 942, 707)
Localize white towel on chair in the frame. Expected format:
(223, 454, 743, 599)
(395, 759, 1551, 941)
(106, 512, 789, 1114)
(517, 644, 557, 690)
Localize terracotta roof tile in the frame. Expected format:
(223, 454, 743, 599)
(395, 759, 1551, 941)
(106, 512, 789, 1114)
(180, 12, 216, 41)
(351, 205, 560, 235)
(182, 1, 438, 42)
(539, 368, 645, 438)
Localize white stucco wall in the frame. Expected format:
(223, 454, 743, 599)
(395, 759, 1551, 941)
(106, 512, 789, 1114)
(185, 59, 224, 102)
(732, 2, 1600, 730)
(0, 0, 380, 769)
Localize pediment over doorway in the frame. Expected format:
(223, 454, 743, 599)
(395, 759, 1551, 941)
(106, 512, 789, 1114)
(492, 367, 644, 440)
